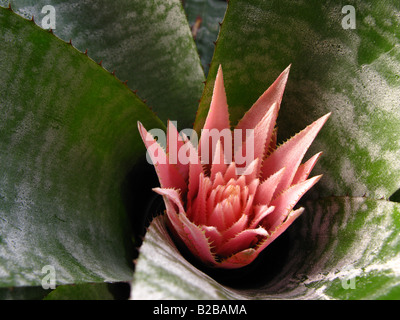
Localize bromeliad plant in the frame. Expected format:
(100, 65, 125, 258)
(138, 66, 330, 268)
(1, 0, 400, 300)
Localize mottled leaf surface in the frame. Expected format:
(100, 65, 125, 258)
(0, 7, 164, 287)
(1, 0, 205, 128)
(194, 0, 400, 199)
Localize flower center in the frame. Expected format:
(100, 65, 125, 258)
(206, 182, 246, 231)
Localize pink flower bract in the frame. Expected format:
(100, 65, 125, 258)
(138, 66, 330, 269)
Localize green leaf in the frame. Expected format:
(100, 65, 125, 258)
(194, 0, 400, 199)
(0, 7, 164, 288)
(183, 0, 228, 76)
(3, 0, 205, 128)
(43, 282, 129, 300)
(0, 282, 129, 300)
(131, 197, 400, 300)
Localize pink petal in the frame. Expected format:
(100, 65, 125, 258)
(236, 66, 290, 131)
(228, 190, 242, 222)
(235, 175, 247, 189)
(220, 207, 304, 269)
(185, 139, 204, 206)
(243, 194, 256, 217)
(208, 203, 227, 231)
(241, 158, 260, 184)
(218, 248, 257, 269)
(206, 188, 217, 216)
(212, 171, 225, 189)
(261, 113, 330, 197)
(223, 162, 237, 181)
(247, 178, 260, 197)
(152, 188, 185, 212)
(216, 227, 269, 257)
(199, 65, 231, 165)
(266, 175, 322, 230)
(252, 102, 279, 163)
(249, 205, 275, 229)
(221, 214, 248, 242)
(201, 225, 223, 249)
(291, 152, 322, 186)
(206, 185, 222, 217)
(234, 102, 279, 176)
(167, 120, 188, 181)
(191, 173, 212, 225)
(220, 197, 240, 228)
(201, 65, 230, 133)
(238, 180, 259, 217)
(210, 139, 228, 181)
(152, 188, 187, 241)
(138, 122, 187, 192)
(178, 212, 217, 265)
(254, 167, 286, 206)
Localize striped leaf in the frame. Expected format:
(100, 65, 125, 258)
(131, 197, 400, 300)
(2, 0, 205, 128)
(194, 0, 400, 199)
(0, 7, 164, 288)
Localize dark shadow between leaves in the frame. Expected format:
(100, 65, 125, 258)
(183, 228, 292, 290)
(121, 156, 164, 260)
(389, 188, 400, 203)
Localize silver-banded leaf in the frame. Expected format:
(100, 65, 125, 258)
(2, 0, 205, 128)
(0, 7, 164, 287)
(131, 197, 400, 300)
(194, 0, 400, 199)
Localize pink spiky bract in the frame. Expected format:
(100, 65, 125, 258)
(138, 65, 330, 269)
